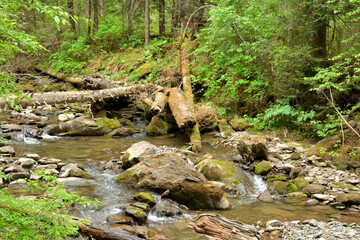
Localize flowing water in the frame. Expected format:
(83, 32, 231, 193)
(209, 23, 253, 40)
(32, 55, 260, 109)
(9, 128, 360, 239)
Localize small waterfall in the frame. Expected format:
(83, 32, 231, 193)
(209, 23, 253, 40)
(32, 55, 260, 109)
(253, 174, 268, 195)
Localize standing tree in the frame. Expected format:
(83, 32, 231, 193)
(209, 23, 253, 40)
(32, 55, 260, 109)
(159, 0, 165, 35)
(145, 0, 150, 46)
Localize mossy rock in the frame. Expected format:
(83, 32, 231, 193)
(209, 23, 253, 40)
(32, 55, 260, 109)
(218, 119, 235, 137)
(145, 115, 168, 136)
(289, 167, 303, 179)
(97, 117, 121, 129)
(116, 168, 136, 183)
(287, 183, 298, 193)
(302, 183, 325, 196)
(229, 118, 250, 131)
(272, 181, 288, 195)
(267, 176, 287, 182)
(290, 152, 301, 160)
(333, 182, 357, 190)
(254, 161, 273, 175)
(133, 192, 156, 207)
(196, 158, 237, 181)
(288, 192, 308, 199)
(124, 205, 148, 224)
(293, 178, 309, 190)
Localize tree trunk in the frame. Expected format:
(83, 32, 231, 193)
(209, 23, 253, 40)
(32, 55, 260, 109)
(158, 0, 165, 35)
(76, 0, 81, 41)
(167, 88, 196, 130)
(127, 0, 134, 35)
(145, 0, 150, 46)
(68, 0, 76, 33)
(88, 0, 92, 38)
(150, 91, 167, 114)
(181, 38, 201, 152)
(190, 213, 261, 240)
(314, 20, 327, 59)
(93, 0, 99, 35)
(0, 86, 141, 110)
(171, 0, 180, 36)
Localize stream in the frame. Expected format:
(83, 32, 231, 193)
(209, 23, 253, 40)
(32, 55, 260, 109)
(9, 127, 360, 239)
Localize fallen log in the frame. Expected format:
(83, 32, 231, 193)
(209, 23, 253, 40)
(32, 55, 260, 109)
(150, 91, 167, 114)
(181, 38, 202, 152)
(167, 88, 196, 130)
(140, 93, 154, 108)
(42, 68, 84, 88)
(190, 213, 261, 240)
(0, 86, 141, 110)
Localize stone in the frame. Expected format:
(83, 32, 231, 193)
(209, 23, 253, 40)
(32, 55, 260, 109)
(38, 157, 62, 164)
(133, 192, 156, 207)
(293, 178, 309, 190)
(22, 153, 40, 160)
(18, 158, 37, 169)
(258, 190, 274, 203)
(229, 118, 250, 131)
(218, 119, 235, 137)
(9, 172, 30, 180)
(288, 192, 307, 199)
(290, 152, 301, 160)
(106, 215, 132, 225)
(313, 194, 335, 202)
(124, 205, 148, 224)
(117, 153, 230, 210)
(306, 199, 319, 206)
(58, 113, 75, 122)
(145, 115, 168, 136)
(266, 220, 283, 231)
(131, 202, 151, 213)
(237, 135, 268, 162)
(303, 184, 326, 196)
(195, 104, 218, 132)
(0, 146, 15, 157)
(254, 161, 273, 175)
(59, 163, 88, 178)
(121, 141, 157, 169)
(152, 199, 186, 217)
(289, 167, 302, 179)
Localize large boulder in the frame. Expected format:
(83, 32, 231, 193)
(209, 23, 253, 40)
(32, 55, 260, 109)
(47, 117, 109, 136)
(196, 155, 254, 194)
(236, 134, 268, 162)
(121, 141, 157, 169)
(117, 153, 230, 210)
(195, 105, 218, 132)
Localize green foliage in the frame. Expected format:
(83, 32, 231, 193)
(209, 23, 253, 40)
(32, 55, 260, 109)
(0, 73, 29, 111)
(94, 15, 126, 52)
(0, 170, 99, 239)
(310, 113, 342, 138)
(49, 37, 92, 74)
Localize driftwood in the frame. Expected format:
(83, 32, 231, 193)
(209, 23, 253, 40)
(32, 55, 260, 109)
(181, 38, 202, 151)
(190, 213, 261, 240)
(0, 86, 141, 110)
(150, 92, 167, 114)
(167, 88, 196, 130)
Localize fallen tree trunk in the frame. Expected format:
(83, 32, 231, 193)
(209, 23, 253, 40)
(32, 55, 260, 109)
(150, 91, 167, 114)
(42, 68, 84, 88)
(167, 88, 196, 130)
(181, 38, 202, 152)
(0, 86, 141, 110)
(140, 93, 154, 108)
(190, 213, 261, 240)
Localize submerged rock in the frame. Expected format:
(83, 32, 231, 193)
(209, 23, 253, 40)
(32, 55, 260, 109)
(117, 153, 230, 210)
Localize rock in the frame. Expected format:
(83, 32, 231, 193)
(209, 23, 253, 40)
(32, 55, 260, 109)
(336, 193, 360, 205)
(312, 135, 341, 159)
(47, 117, 109, 136)
(121, 141, 157, 169)
(288, 192, 307, 199)
(146, 115, 168, 136)
(109, 126, 141, 136)
(287, 183, 298, 193)
(117, 153, 230, 210)
(106, 215, 132, 225)
(303, 184, 326, 196)
(254, 161, 273, 175)
(152, 199, 186, 217)
(133, 192, 157, 207)
(266, 220, 283, 231)
(58, 113, 75, 122)
(38, 157, 62, 164)
(9, 172, 30, 180)
(269, 181, 288, 195)
(313, 194, 335, 202)
(290, 152, 301, 160)
(305, 199, 319, 206)
(22, 153, 40, 160)
(218, 119, 235, 137)
(124, 205, 148, 224)
(258, 190, 274, 203)
(195, 104, 218, 132)
(18, 158, 37, 169)
(229, 118, 250, 131)
(0, 146, 15, 157)
(293, 178, 309, 190)
(289, 167, 302, 179)
(59, 163, 88, 178)
(236, 135, 268, 162)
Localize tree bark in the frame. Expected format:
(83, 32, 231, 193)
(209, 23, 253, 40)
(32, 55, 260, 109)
(158, 0, 165, 35)
(145, 0, 150, 46)
(167, 88, 196, 130)
(93, 0, 99, 35)
(127, 0, 134, 35)
(76, 0, 81, 41)
(181, 38, 201, 152)
(88, 0, 92, 38)
(68, 0, 76, 33)
(150, 91, 167, 114)
(0, 86, 141, 110)
(190, 213, 261, 240)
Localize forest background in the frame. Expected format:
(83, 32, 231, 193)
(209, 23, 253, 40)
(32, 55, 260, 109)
(1, 0, 360, 139)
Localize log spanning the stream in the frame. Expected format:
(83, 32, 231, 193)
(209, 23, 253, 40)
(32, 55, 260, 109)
(0, 86, 141, 110)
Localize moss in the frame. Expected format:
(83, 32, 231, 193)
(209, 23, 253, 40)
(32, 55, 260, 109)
(97, 117, 121, 129)
(133, 192, 156, 207)
(267, 176, 287, 182)
(232, 180, 240, 185)
(333, 182, 356, 190)
(116, 168, 135, 183)
(145, 115, 168, 136)
(196, 159, 237, 181)
(290, 153, 301, 160)
(288, 192, 307, 199)
(273, 181, 288, 194)
(254, 161, 273, 175)
(287, 183, 298, 193)
(293, 178, 309, 190)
